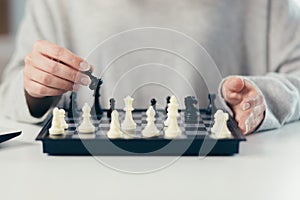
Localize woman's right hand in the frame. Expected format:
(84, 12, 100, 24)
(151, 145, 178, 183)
(24, 40, 91, 98)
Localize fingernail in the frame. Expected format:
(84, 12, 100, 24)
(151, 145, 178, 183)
(80, 77, 91, 85)
(242, 102, 251, 111)
(79, 61, 90, 71)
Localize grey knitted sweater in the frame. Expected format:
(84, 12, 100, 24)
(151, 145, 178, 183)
(0, 0, 300, 131)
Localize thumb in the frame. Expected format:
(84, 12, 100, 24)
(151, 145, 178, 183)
(222, 76, 245, 106)
(223, 77, 245, 93)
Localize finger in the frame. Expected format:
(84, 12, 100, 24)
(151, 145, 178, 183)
(24, 64, 74, 91)
(223, 77, 245, 93)
(33, 40, 90, 71)
(72, 84, 81, 92)
(24, 78, 65, 98)
(222, 77, 245, 105)
(25, 53, 91, 86)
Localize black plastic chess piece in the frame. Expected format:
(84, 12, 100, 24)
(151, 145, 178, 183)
(150, 98, 158, 117)
(184, 96, 198, 123)
(83, 70, 99, 91)
(107, 98, 116, 119)
(68, 92, 80, 122)
(91, 79, 104, 120)
(206, 94, 217, 115)
(165, 96, 171, 113)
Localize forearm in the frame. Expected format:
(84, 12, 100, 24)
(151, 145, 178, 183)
(24, 90, 60, 118)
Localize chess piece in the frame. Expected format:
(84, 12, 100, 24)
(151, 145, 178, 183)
(150, 98, 158, 117)
(164, 96, 182, 139)
(211, 110, 231, 138)
(68, 92, 80, 120)
(49, 108, 65, 135)
(83, 69, 100, 90)
(78, 103, 95, 133)
(184, 96, 198, 124)
(59, 109, 68, 130)
(107, 98, 116, 119)
(121, 96, 136, 138)
(107, 110, 123, 139)
(165, 96, 171, 113)
(142, 106, 160, 138)
(207, 94, 217, 115)
(91, 79, 104, 120)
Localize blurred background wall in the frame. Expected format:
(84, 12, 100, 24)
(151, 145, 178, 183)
(0, 0, 26, 79)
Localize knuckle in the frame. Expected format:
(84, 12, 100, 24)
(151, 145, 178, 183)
(49, 61, 59, 73)
(63, 83, 73, 91)
(33, 40, 43, 50)
(53, 47, 65, 59)
(24, 55, 31, 65)
(41, 74, 52, 85)
(69, 71, 78, 82)
(37, 85, 47, 95)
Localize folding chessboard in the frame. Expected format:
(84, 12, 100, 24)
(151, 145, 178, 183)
(36, 109, 246, 156)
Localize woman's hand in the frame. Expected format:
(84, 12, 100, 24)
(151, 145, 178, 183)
(222, 77, 266, 134)
(24, 40, 91, 98)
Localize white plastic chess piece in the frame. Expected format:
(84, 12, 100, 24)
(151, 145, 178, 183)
(59, 109, 68, 130)
(211, 110, 231, 138)
(142, 106, 159, 138)
(107, 110, 123, 139)
(164, 96, 182, 139)
(78, 103, 95, 133)
(121, 96, 136, 138)
(49, 108, 65, 135)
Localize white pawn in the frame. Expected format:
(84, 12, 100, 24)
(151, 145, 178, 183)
(211, 110, 231, 138)
(49, 108, 65, 135)
(142, 106, 159, 138)
(164, 96, 182, 139)
(107, 110, 123, 139)
(121, 96, 136, 138)
(78, 103, 95, 133)
(59, 109, 68, 130)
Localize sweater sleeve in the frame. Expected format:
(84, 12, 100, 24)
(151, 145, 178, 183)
(252, 0, 300, 131)
(0, 0, 63, 123)
(219, 0, 300, 132)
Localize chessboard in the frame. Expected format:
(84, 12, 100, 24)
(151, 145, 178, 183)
(36, 109, 246, 156)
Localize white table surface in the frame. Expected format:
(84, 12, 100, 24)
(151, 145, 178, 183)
(0, 116, 300, 200)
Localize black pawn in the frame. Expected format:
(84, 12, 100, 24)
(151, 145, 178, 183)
(206, 94, 217, 115)
(107, 98, 116, 119)
(68, 92, 80, 121)
(165, 96, 171, 113)
(91, 79, 104, 120)
(150, 98, 158, 117)
(184, 96, 198, 124)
